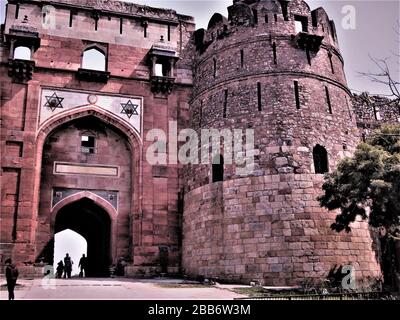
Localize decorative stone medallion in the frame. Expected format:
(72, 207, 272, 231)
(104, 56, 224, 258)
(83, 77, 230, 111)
(87, 94, 98, 105)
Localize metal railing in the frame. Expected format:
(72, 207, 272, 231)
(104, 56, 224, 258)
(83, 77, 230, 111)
(235, 291, 393, 300)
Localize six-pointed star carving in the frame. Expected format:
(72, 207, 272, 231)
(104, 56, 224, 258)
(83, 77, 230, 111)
(44, 92, 64, 111)
(121, 100, 139, 119)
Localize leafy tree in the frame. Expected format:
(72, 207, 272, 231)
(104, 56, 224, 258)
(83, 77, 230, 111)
(319, 125, 400, 234)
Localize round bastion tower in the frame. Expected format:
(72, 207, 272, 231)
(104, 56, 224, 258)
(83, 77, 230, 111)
(182, 0, 381, 286)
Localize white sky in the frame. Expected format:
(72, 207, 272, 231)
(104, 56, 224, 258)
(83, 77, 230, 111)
(1, 0, 399, 95)
(129, 0, 400, 97)
(54, 229, 87, 276)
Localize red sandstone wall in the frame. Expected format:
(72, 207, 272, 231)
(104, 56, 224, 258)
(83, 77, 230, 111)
(186, 77, 357, 190)
(194, 35, 345, 96)
(36, 121, 132, 261)
(0, 0, 194, 273)
(0, 0, 389, 282)
(183, 0, 382, 285)
(352, 93, 400, 138)
(183, 175, 381, 286)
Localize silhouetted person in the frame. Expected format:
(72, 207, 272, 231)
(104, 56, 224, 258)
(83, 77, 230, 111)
(63, 254, 73, 278)
(56, 260, 64, 279)
(115, 258, 126, 276)
(78, 254, 87, 277)
(5, 258, 19, 300)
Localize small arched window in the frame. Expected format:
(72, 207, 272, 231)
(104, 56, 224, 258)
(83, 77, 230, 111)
(82, 47, 106, 71)
(81, 134, 96, 154)
(212, 155, 224, 183)
(313, 145, 329, 174)
(14, 46, 31, 60)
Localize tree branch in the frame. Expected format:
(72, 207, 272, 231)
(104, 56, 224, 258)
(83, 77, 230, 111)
(359, 55, 400, 101)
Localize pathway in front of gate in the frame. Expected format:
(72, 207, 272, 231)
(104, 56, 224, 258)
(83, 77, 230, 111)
(0, 278, 249, 300)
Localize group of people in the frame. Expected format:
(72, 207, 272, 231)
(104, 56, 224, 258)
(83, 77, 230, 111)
(56, 253, 88, 278)
(4, 254, 88, 300)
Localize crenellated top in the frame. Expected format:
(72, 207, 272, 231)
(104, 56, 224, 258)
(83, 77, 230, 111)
(194, 0, 339, 56)
(190, 0, 346, 95)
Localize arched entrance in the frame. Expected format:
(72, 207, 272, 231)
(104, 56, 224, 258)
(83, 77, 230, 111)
(33, 107, 142, 274)
(55, 198, 112, 277)
(54, 229, 87, 277)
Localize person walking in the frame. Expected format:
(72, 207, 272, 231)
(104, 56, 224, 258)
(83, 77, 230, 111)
(78, 254, 87, 277)
(63, 253, 73, 278)
(5, 258, 19, 300)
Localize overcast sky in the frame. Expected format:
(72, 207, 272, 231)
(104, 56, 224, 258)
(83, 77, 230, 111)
(1, 0, 399, 96)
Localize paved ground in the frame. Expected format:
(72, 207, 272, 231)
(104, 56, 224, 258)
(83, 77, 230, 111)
(0, 278, 249, 300)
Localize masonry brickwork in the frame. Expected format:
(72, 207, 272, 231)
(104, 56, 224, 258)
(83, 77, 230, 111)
(352, 93, 400, 138)
(182, 0, 389, 285)
(0, 0, 398, 284)
(1, 0, 194, 276)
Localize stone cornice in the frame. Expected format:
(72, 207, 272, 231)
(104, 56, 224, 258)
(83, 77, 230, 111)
(8, 0, 195, 25)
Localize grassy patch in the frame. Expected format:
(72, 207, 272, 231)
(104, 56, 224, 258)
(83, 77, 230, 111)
(231, 287, 267, 298)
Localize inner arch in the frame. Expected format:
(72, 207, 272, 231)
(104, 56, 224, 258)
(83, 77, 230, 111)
(55, 198, 112, 277)
(54, 229, 87, 277)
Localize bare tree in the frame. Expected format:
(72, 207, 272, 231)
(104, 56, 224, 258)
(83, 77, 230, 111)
(359, 21, 400, 102)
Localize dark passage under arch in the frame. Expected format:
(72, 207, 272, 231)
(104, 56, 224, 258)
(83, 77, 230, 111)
(54, 198, 112, 277)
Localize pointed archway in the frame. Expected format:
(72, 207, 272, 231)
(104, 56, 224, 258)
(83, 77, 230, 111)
(32, 107, 142, 273)
(54, 197, 112, 277)
(54, 229, 87, 277)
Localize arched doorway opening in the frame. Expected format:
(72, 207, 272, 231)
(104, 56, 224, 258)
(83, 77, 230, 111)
(54, 229, 87, 277)
(55, 198, 112, 277)
(33, 108, 142, 273)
